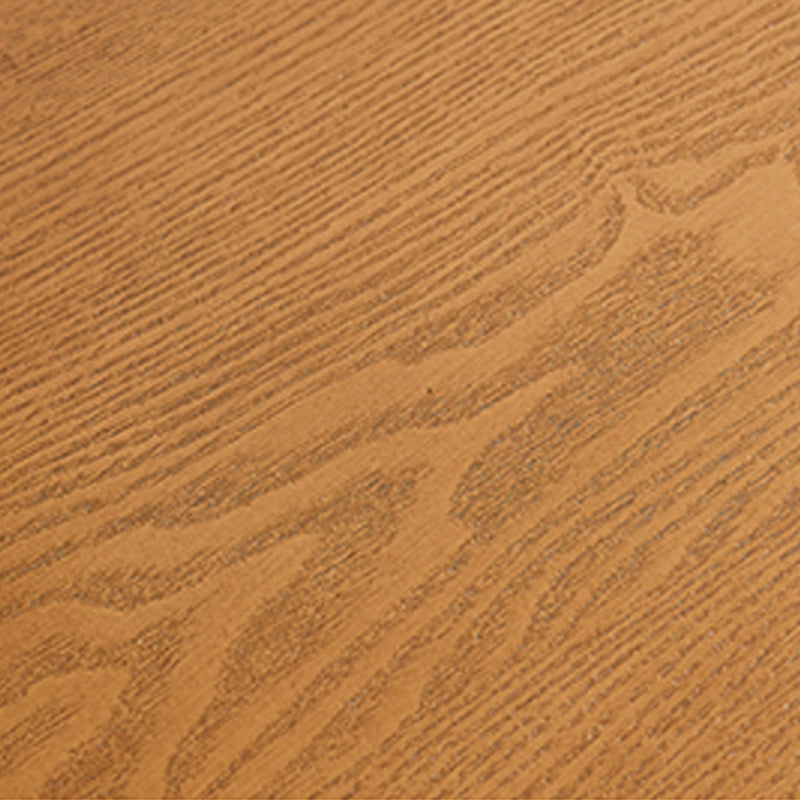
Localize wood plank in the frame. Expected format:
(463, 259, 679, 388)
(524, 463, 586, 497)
(2, 0, 800, 796)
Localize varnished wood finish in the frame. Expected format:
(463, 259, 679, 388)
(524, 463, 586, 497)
(3, 1, 800, 796)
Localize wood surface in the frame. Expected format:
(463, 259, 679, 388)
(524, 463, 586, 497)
(2, 0, 800, 797)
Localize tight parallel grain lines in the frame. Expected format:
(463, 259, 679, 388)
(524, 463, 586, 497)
(3, 0, 800, 797)
(0, 28, 792, 468)
(1, 67, 792, 450)
(0, 0, 792, 376)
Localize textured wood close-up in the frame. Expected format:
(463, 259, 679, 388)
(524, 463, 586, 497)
(3, 0, 800, 797)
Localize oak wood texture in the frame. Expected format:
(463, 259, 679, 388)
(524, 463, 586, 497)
(3, 0, 800, 797)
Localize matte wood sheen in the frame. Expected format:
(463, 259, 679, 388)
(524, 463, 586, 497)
(2, 1, 800, 797)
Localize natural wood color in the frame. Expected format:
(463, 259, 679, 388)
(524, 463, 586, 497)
(3, 0, 800, 796)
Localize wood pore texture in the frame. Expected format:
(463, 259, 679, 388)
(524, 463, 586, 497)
(2, 0, 800, 797)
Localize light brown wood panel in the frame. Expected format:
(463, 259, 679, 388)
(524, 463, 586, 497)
(2, 0, 800, 796)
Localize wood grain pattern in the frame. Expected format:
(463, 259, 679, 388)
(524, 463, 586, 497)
(3, 0, 800, 796)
